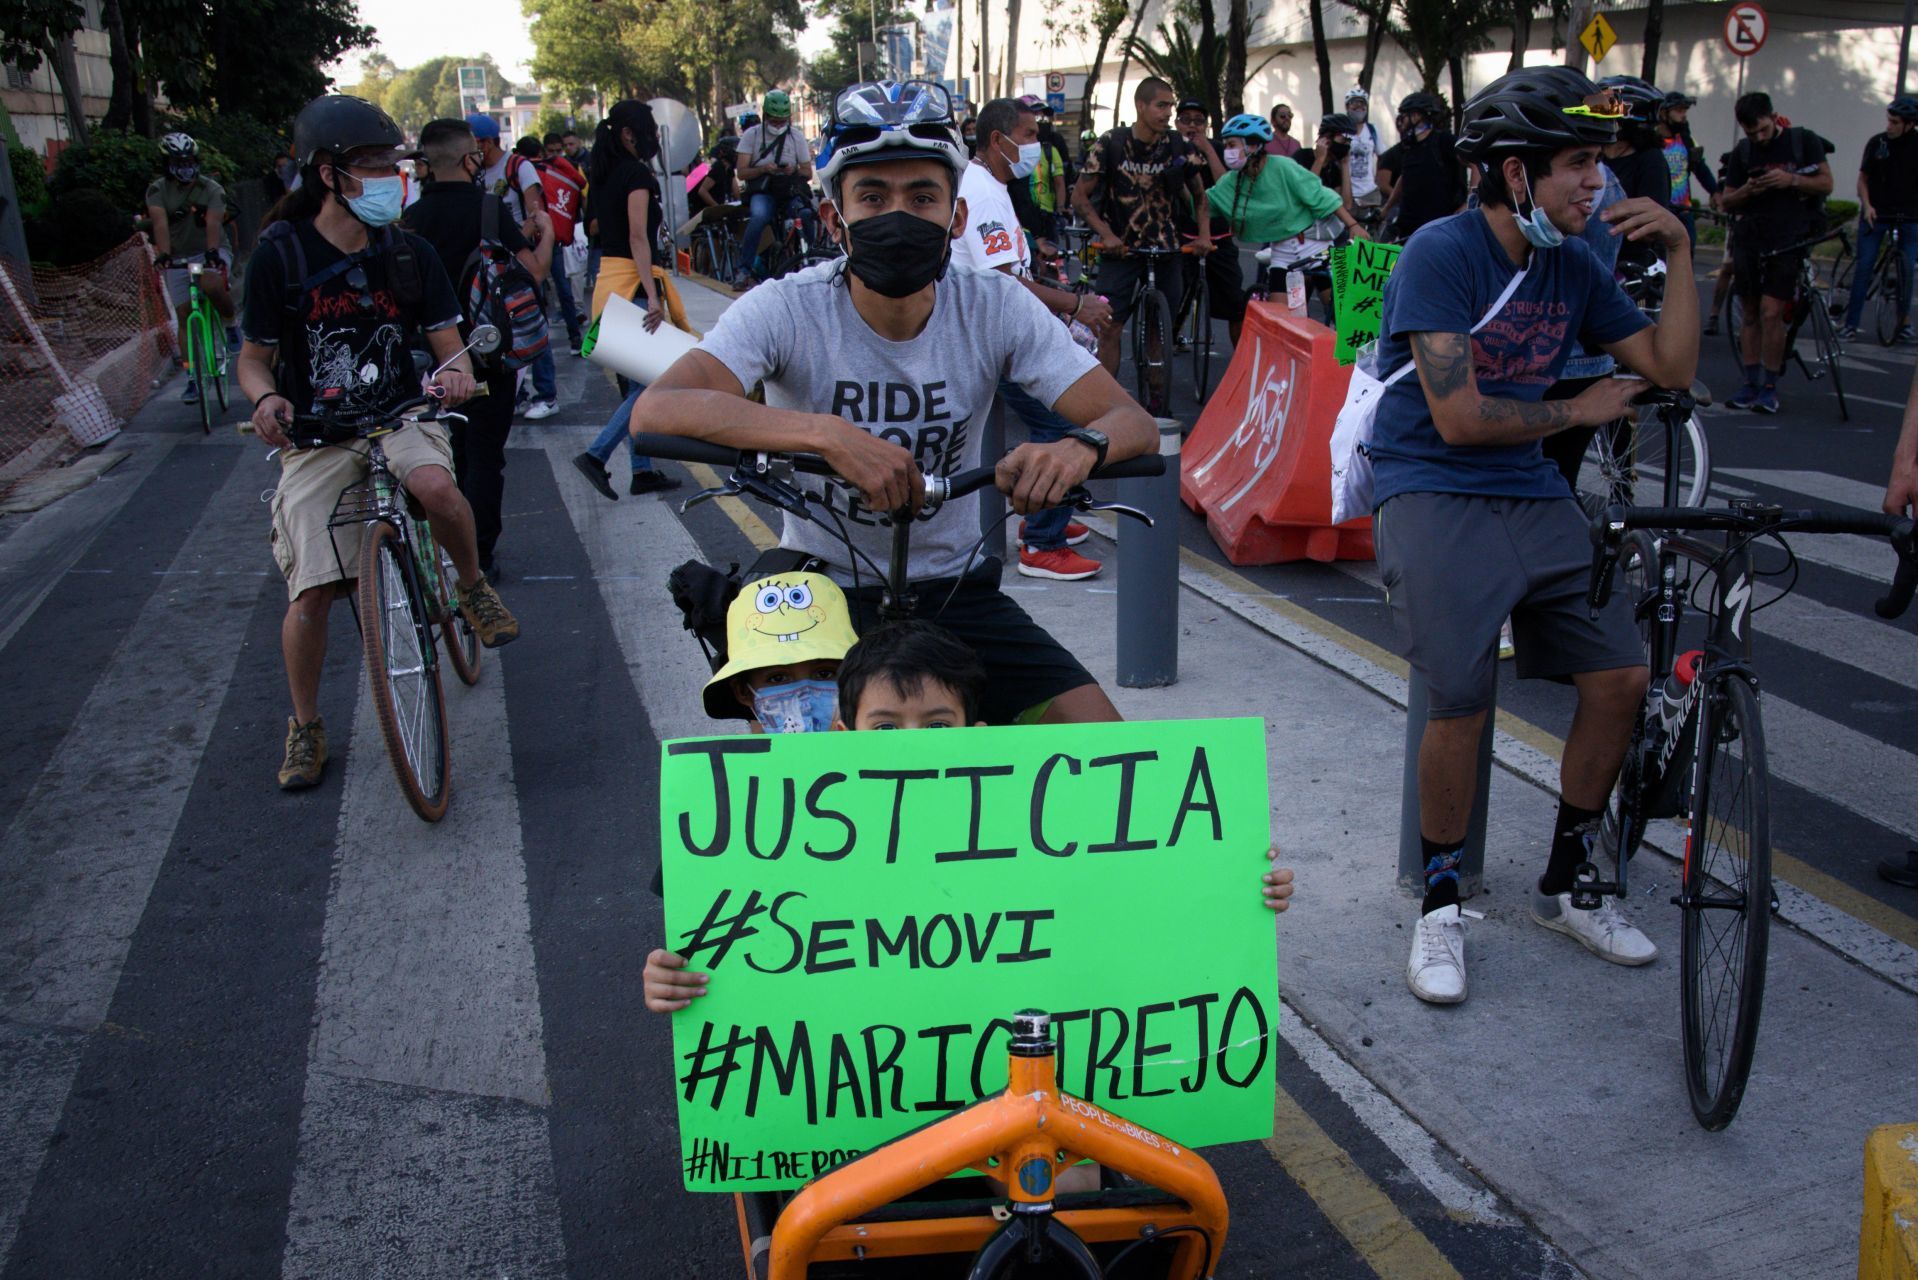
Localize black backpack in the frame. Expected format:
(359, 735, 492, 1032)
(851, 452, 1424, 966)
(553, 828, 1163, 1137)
(455, 194, 549, 371)
(1732, 125, 1830, 216)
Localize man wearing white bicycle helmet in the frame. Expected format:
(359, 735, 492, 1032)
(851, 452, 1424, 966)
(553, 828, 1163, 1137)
(1369, 67, 1696, 1005)
(146, 132, 237, 403)
(636, 80, 1159, 725)
(1343, 88, 1384, 221)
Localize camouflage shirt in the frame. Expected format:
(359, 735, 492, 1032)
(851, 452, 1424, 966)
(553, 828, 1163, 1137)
(1083, 128, 1195, 251)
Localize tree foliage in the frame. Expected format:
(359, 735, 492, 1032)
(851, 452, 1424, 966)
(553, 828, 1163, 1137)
(378, 54, 516, 135)
(526, 0, 801, 134)
(806, 0, 913, 94)
(1346, 0, 1501, 102)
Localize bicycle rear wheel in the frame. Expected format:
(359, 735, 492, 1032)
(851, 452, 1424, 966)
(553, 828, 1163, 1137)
(436, 543, 482, 687)
(1806, 294, 1848, 420)
(1679, 672, 1770, 1131)
(359, 521, 451, 822)
(1133, 286, 1173, 416)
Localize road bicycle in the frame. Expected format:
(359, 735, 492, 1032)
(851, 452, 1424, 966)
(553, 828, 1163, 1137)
(1586, 417, 1916, 1130)
(1573, 381, 1712, 516)
(1174, 246, 1215, 402)
(282, 327, 499, 822)
(1838, 218, 1912, 346)
(1721, 227, 1850, 420)
(690, 207, 744, 283)
(630, 430, 1222, 1277)
(758, 202, 838, 283)
(163, 256, 229, 435)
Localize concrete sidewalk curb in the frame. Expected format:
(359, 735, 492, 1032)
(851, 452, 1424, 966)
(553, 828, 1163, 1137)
(1082, 511, 1918, 997)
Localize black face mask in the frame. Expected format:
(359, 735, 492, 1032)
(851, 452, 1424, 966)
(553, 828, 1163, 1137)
(842, 209, 953, 298)
(1330, 141, 1351, 159)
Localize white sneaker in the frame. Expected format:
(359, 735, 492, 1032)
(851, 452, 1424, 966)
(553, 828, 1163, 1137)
(1407, 905, 1467, 1004)
(1530, 884, 1658, 966)
(522, 399, 559, 420)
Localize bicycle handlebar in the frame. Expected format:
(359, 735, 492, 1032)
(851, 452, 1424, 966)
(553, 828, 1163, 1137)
(285, 392, 451, 448)
(1588, 504, 1918, 619)
(1758, 226, 1849, 261)
(626, 432, 1168, 493)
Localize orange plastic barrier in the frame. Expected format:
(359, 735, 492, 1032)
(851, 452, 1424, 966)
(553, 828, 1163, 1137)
(1180, 302, 1374, 564)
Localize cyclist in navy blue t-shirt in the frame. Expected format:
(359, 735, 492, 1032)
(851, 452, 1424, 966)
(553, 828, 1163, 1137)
(1369, 68, 1698, 1005)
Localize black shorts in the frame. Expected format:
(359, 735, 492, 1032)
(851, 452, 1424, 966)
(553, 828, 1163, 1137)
(841, 558, 1096, 725)
(1096, 253, 1190, 326)
(1732, 238, 1802, 303)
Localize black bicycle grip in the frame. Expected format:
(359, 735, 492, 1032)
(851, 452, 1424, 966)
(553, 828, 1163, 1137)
(1876, 520, 1918, 619)
(628, 433, 744, 467)
(1089, 454, 1168, 481)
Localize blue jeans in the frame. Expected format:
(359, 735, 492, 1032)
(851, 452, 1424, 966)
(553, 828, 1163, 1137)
(525, 347, 557, 403)
(550, 264, 583, 344)
(587, 384, 651, 469)
(997, 379, 1076, 551)
(1843, 217, 1918, 329)
(736, 192, 818, 279)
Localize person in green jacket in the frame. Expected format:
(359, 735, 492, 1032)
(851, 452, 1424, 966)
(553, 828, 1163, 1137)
(1207, 113, 1367, 336)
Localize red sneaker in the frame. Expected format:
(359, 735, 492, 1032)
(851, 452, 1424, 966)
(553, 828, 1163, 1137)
(1018, 545, 1102, 581)
(1017, 519, 1091, 547)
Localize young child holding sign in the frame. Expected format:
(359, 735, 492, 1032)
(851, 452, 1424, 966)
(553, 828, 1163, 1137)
(645, 618, 1296, 1013)
(701, 571, 859, 733)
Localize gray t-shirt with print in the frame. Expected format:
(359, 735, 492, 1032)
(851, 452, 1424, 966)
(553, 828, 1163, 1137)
(695, 260, 1100, 581)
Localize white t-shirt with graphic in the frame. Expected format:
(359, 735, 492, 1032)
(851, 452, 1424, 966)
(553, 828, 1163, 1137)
(479, 151, 544, 224)
(1347, 121, 1382, 199)
(695, 259, 1099, 581)
(953, 161, 1030, 278)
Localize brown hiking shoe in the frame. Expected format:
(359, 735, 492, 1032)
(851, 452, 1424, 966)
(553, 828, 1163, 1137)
(458, 575, 520, 648)
(278, 716, 328, 790)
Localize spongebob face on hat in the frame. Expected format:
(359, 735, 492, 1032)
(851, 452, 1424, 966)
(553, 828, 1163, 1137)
(745, 576, 824, 643)
(703, 572, 859, 720)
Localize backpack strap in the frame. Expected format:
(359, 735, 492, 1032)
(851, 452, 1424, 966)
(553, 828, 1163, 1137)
(1379, 265, 1531, 387)
(480, 191, 503, 248)
(380, 225, 424, 310)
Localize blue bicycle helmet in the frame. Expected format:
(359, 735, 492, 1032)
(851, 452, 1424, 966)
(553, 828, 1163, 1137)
(1891, 95, 1918, 122)
(1221, 113, 1275, 144)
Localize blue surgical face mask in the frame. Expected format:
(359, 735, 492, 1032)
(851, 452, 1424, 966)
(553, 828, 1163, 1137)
(1001, 138, 1042, 179)
(1513, 169, 1565, 249)
(752, 679, 839, 734)
(345, 173, 405, 228)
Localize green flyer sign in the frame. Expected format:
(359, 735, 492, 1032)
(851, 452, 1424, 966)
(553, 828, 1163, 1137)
(1330, 239, 1403, 365)
(659, 718, 1277, 1191)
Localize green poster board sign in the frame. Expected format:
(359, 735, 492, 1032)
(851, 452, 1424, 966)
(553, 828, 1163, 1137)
(659, 718, 1278, 1191)
(1330, 239, 1403, 365)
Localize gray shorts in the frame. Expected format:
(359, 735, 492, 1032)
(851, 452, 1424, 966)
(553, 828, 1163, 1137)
(1375, 492, 1646, 718)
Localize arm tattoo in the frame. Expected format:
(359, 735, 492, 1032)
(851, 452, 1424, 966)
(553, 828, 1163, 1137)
(1411, 331, 1473, 399)
(1475, 397, 1573, 436)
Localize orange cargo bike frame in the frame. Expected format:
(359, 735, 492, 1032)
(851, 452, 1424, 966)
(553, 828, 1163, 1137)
(735, 1009, 1229, 1280)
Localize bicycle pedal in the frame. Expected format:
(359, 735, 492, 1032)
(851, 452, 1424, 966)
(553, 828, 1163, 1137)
(1569, 861, 1605, 910)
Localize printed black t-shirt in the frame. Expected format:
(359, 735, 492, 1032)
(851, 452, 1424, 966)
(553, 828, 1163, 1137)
(242, 219, 461, 417)
(1725, 125, 1835, 248)
(1861, 129, 1918, 220)
(1379, 130, 1465, 237)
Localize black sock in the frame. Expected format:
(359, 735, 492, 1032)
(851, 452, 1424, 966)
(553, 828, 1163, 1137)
(1762, 366, 1783, 388)
(1420, 835, 1465, 916)
(1540, 799, 1603, 895)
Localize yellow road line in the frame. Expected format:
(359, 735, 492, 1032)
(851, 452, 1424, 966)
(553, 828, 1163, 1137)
(685, 461, 778, 551)
(1266, 1085, 1463, 1279)
(1179, 547, 1918, 951)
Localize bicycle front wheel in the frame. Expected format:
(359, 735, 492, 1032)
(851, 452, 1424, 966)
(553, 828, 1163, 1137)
(1133, 287, 1173, 416)
(1680, 672, 1770, 1131)
(359, 521, 451, 822)
(436, 543, 482, 687)
(1188, 269, 1214, 402)
(1806, 294, 1848, 420)
(1883, 247, 1912, 346)
(185, 311, 215, 435)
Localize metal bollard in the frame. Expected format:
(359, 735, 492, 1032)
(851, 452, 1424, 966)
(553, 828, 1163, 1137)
(978, 399, 1007, 562)
(1397, 667, 1494, 899)
(1116, 418, 1182, 688)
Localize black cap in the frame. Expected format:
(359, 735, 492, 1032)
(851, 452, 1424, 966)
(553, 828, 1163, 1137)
(1177, 98, 1208, 117)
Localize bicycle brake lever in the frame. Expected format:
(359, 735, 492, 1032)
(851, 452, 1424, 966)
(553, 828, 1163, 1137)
(1066, 486, 1154, 527)
(680, 481, 741, 512)
(733, 468, 813, 517)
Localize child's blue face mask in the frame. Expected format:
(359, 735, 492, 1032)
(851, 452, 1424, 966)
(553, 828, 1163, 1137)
(752, 679, 839, 734)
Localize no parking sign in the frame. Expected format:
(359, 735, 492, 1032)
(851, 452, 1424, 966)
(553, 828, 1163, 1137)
(1723, 1, 1767, 57)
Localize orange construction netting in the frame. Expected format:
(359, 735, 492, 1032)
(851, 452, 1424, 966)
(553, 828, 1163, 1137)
(0, 235, 175, 500)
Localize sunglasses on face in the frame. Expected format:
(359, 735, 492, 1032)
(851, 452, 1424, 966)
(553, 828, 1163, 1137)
(344, 264, 376, 315)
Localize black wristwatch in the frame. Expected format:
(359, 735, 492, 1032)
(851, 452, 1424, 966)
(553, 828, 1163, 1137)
(1064, 426, 1109, 471)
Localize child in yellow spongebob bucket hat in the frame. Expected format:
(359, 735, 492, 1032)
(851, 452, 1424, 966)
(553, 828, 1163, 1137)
(702, 572, 859, 732)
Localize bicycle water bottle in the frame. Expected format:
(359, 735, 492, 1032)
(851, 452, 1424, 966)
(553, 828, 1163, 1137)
(1285, 269, 1307, 317)
(1644, 650, 1705, 812)
(1653, 650, 1705, 743)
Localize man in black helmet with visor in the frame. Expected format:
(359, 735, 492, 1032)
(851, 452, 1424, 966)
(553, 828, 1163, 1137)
(1377, 91, 1466, 240)
(238, 94, 519, 793)
(1365, 68, 1697, 1004)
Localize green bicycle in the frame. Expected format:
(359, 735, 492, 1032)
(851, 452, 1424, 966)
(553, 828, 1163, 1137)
(167, 256, 230, 434)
